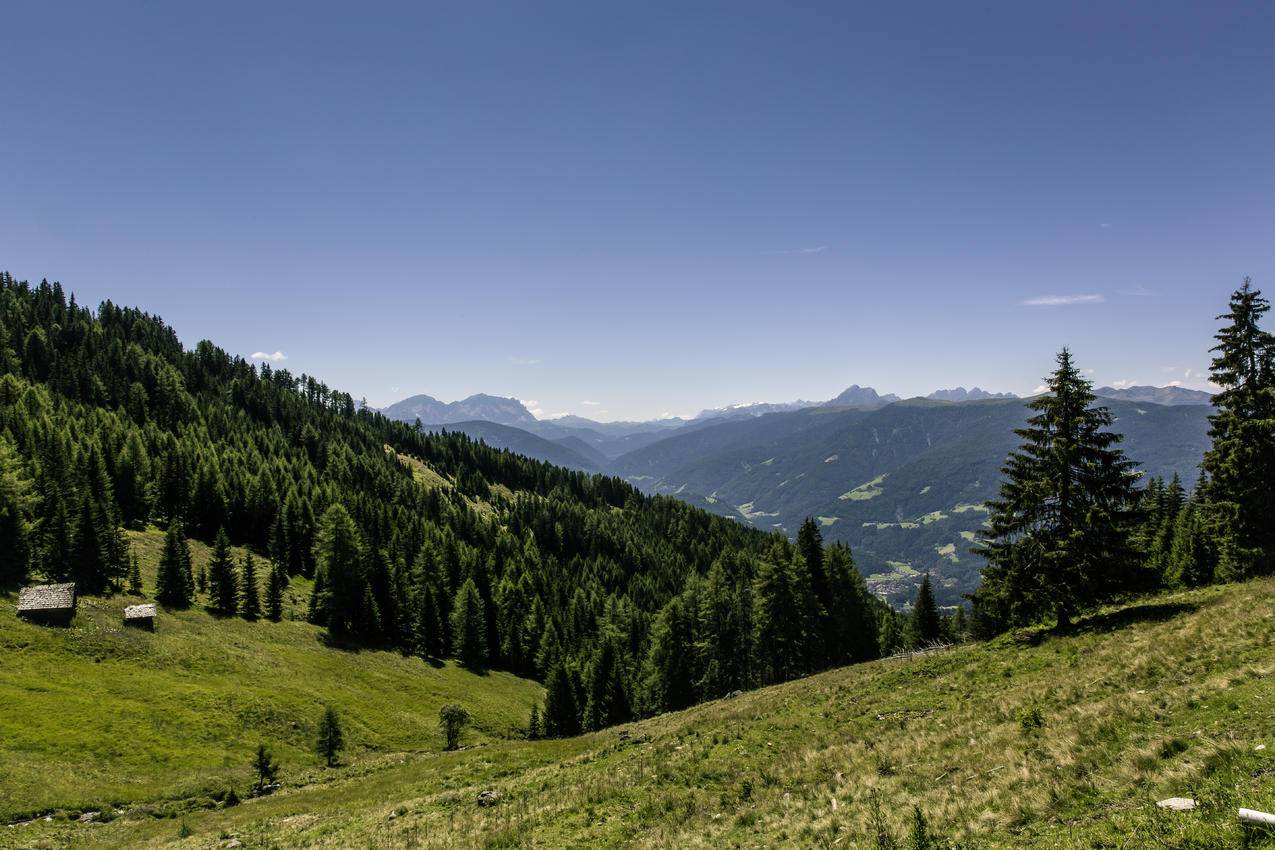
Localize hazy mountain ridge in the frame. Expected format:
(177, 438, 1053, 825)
(1094, 385, 1214, 405)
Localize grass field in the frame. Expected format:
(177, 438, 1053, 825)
(4, 564, 1275, 848)
(0, 529, 543, 827)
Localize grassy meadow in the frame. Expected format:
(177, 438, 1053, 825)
(4, 570, 1275, 848)
(0, 528, 544, 826)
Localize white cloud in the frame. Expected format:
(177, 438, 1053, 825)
(582, 400, 601, 406)
(782, 245, 828, 255)
(519, 399, 539, 410)
(250, 351, 288, 362)
(509, 356, 541, 366)
(1031, 384, 1049, 395)
(1022, 294, 1105, 307)
(1167, 380, 1183, 387)
(1111, 379, 1137, 389)
(1099, 223, 1112, 228)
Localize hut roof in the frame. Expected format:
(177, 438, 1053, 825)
(124, 603, 156, 620)
(17, 583, 76, 612)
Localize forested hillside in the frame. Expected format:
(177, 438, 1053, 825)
(0, 273, 891, 733)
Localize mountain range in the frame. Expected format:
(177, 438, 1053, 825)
(383, 384, 1214, 604)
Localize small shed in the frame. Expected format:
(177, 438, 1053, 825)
(16, 583, 77, 626)
(123, 603, 156, 631)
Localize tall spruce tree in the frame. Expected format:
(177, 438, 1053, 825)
(155, 519, 194, 608)
(752, 552, 809, 685)
(449, 578, 488, 669)
(1201, 279, 1275, 580)
(824, 542, 878, 664)
(240, 552, 261, 619)
(906, 574, 941, 648)
(309, 504, 365, 634)
(265, 560, 285, 621)
(641, 593, 697, 713)
(207, 526, 238, 614)
(973, 349, 1142, 630)
(583, 633, 632, 731)
(542, 662, 580, 737)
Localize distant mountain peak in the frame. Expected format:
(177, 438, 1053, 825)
(1093, 385, 1214, 406)
(823, 385, 900, 407)
(381, 393, 537, 426)
(927, 387, 1017, 402)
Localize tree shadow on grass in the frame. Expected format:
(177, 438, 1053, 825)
(1067, 601, 1199, 636)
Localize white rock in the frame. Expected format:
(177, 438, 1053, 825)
(1156, 797, 1196, 811)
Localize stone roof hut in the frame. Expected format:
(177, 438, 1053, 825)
(16, 583, 77, 626)
(124, 603, 156, 631)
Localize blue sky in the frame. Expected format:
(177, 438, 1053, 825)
(3, 2, 1272, 420)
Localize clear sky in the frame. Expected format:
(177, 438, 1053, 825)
(3, 2, 1272, 420)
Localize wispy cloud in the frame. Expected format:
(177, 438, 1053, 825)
(778, 245, 828, 255)
(1111, 379, 1137, 389)
(1031, 385, 1049, 395)
(1099, 222, 1112, 228)
(509, 356, 541, 367)
(581, 400, 601, 406)
(1118, 284, 1161, 297)
(1023, 294, 1105, 307)
(250, 350, 288, 362)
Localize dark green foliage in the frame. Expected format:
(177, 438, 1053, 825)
(0, 437, 34, 587)
(582, 633, 632, 731)
(207, 527, 238, 615)
(1164, 499, 1212, 588)
(973, 349, 1143, 630)
(527, 703, 542, 739)
(908, 806, 934, 850)
(825, 542, 879, 664)
(155, 519, 193, 608)
(450, 578, 488, 670)
(752, 551, 809, 685)
(438, 703, 469, 751)
(1201, 279, 1275, 580)
(309, 504, 365, 636)
(542, 663, 580, 737)
(641, 593, 698, 712)
(127, 552, 143, 595)
(252, 743, 278, 791)
(265, 561, 284, 621)
(239, 552, 261, 619)
(906, 574, 941, 648)
(316, 705, 344, 767)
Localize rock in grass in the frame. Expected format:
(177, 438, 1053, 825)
(1156, 797, 1196, 811)
(476, 790, 500, 807)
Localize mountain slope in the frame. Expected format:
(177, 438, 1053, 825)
(1095, 385, 1214, 405)
(41, 578, 1275, 849)
(613, 398, 1212, 603)
(425, 420, 604, 472)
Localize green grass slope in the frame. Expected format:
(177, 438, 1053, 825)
(0, 529, 543, 825)
(9, 578, 1274, 849)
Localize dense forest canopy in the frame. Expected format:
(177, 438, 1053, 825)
(0, 272, 892, 730)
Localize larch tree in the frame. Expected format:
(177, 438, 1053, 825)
(155, 519, 194, 608)
(450, 578, 488, 669)
(240, 552, 261, 619)
(207, 526, 239, 615)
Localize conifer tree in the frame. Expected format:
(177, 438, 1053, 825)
(155, 519, 194, 608)
(797, 517, 833, 664)
(0, 437, 34, 587)
(207, 526, 238, 614)
(316, 704, 344, 767)
(583, 633, 632, 731)
(695, 552, 755, 698)
(972, 349, 1142, 630)
(542, 662, 580, 737)
(240, 552, 261, 619)
(265, 560, 285, 621)
(1201, 279, 1275, 580)
(752, 553, 808, 684)
(906, 574, 941, 648)
(527, 703, 542, 739)
(879, 608, 903, 654)
(449, 578, 488, 669)
(414, 580, 444, 659)
(252, 743, 278, 791)
(642, 593, 697, 713)
(824, 542, 878, 663)
(309, 504, 365, 634)
(1164, 500, 1213, 587)
(127, 552, 143, 595)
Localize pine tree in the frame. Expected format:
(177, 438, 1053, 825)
(972, 349, 1142, 630)
(824, 542, 878, 664)
(252, 743, 278, 791)
(879, 608, 903, 654)
(315, 704, 344, 767)
(906, 574, 941, 648)
(1201, 279, 1275, 580)
(207, 526, 238, 615)
(239, 552, 261, 619)
(265, 560, 285, 621)
(1164, 500, 1213, 587)
(449, 578, 488, 669)
(695, 552, 755, 698)
(542, 662, 581, 737)
(155, 519, 194, 608)
(796, 517, 833, 665)
(642, 593, 697, 713)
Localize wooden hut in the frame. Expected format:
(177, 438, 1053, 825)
(123, 603, 156, 631)
(16, 583, 77, 626)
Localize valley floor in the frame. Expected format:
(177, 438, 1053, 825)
(4, 571, 1275, 848)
